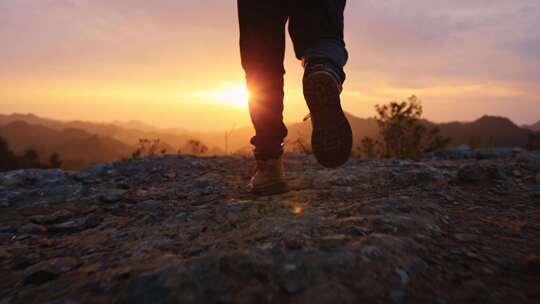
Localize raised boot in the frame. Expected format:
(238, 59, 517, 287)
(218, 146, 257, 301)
(248, 157, 289, 196)
(303, 62, 353, 168)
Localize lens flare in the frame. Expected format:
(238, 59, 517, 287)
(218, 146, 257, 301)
(203, 83, 250, 108)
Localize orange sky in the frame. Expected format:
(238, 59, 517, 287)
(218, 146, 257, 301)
(1, 0, 539, 131)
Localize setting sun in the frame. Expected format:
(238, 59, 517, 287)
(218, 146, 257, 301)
(199, 83, 250, 108)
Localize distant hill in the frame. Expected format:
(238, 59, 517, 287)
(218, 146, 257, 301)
(190, 114, 534, 153)
(0, 113, 537, 169)
(523, 121, 540, 132)
(285, 115, 534, 150)
(0, 113, 196, 149)
(283, 114, 378, 151)
(0, 121, 133, 170)
(0, 113, 63, 128)
(437, 116, 533, 148)
(193, 114, 379, 154)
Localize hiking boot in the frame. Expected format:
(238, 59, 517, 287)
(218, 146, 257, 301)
(248, 157, 289, 195)
(303, 63, 353, 168)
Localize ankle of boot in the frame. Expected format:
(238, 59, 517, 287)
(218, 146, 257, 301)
(254, 150, 283, 161)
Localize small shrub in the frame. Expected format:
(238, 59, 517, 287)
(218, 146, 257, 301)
(290, 136, 312, 155)
(528, 133, 540, 151)
(183, 139, 208, 156)
(0, 137, 54, 171)
(358, 136, 381, 159)
(360, 95, 450, 159)
(49, 152, 63, 168)
(132, 138, 167, 159)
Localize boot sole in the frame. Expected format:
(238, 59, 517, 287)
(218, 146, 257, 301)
(303, 70, 353, 168)
(250, 181, 289, 196)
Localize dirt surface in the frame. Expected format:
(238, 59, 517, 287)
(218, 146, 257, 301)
(1, 149, 540, 303)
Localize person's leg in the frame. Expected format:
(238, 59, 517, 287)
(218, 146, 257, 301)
(238, 0, 288, 160)
(289, 0, 352, 168)
(289, 0, 348, 83)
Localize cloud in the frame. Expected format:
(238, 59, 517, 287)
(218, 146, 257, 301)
(345, 0, 540, 86)
(0, 0, 539, 126)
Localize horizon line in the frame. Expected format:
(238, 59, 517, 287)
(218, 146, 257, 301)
(0, 111, 538, 132)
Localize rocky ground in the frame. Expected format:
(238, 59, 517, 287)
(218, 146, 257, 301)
(1, 147, 540, 304)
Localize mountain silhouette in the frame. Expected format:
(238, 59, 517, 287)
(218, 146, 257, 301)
(437, 116, 533, 148)
(524, 121, 540, 132)
(0, 113, 537, 169)
(285, 114, 534, 150)
(0, 121, 133, 169)
(0, 113, 198, 153)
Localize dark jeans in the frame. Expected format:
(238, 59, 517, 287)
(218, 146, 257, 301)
(238, 0, 348, 160)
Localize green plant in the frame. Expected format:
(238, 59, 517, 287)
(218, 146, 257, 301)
(361, 95, 450, 160)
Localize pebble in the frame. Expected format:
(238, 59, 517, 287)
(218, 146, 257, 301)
(138, 200, 161, 210)
(318, 234, 347, 249)
(194, 178, 210, 189)
(191, 210, 212, 221)
(99, 190, 127, 204)
(186, 245, 205, 256)
(456, 164, 506, 184)
(49, 257, 82, 273)
(390, 289, 407, 304)
(163, 172, 177, 179)
(85, 163, 112, 176)
(18, 223, 45, 234)
(47, 216, 100, 233)
(31, 210, 72, 225)
(197, 187, 214, 195)
(342, 225, 370, 237)
(175, 213, 189, 221)
(396, 269, 409, 285)
(278, 263, 306, 295)
(407, 257, 429, 277)
(361, 245, 384, 260)
(454, 233, 479, 242)
(395, 257, 428, 286)
(47, 219, 87, 233)
(283, 234, 304, 250)
(225, 201, 250, 213)
(428, 145, 473, 160)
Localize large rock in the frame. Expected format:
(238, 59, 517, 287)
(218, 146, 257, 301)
(1, 151, 539, 303)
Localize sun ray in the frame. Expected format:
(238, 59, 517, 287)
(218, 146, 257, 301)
(195, 83, 250, 108)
